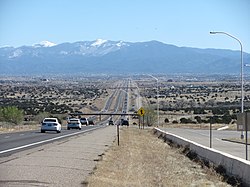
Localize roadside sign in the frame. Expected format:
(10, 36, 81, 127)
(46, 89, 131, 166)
(138, 107, 145, 116)
(237, 112, 250, 131)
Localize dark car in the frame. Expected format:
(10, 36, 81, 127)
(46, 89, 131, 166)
(88, 120, 95, 125)
(121, 120, 129, 126)
(109, 120, 114, 125)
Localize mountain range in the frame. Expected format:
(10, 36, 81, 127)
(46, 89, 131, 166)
(0, 39, 249, 75)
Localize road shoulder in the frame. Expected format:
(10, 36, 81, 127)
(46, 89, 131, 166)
(0, 126, 116, 187)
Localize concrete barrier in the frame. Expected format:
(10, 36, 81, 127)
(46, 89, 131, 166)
(154, 128, 250, 186)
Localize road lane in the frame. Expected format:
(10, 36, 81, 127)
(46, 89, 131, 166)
(0, 125, 104, 156)
(0, 80, 129, 157)
(0, 126, 117, 187)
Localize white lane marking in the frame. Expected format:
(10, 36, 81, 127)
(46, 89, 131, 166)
(20, 134, 24, 136)
(215, 138, 222, 141)
(4, 136, 10, 139)
(217, 126, 229, 131)
(0, 126, 103, 154)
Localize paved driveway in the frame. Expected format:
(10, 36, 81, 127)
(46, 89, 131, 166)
(161, 128, 250, 160)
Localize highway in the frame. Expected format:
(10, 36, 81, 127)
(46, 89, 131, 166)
(161, 128, 250, 160)
(0, 80, 132, 186)
(0, 80, 130, 157)
(0, 125, 117, 187)
(0, 125, 104, 156)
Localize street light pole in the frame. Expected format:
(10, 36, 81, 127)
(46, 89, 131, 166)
(210, 31, 244, 138)
(210, 31, 248, 160)
(148, 75, 160, 127)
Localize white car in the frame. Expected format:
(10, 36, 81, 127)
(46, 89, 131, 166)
(41, 118, 61, 133)
(67, 118, 81, 130)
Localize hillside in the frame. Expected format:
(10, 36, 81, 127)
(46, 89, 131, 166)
(0, 40, 249, 75)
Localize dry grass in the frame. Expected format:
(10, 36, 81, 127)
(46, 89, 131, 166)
(85, 127, 231, 187)
(0, 122, 40, 133)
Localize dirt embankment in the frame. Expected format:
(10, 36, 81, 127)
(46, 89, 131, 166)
(85, 127, 231, 187)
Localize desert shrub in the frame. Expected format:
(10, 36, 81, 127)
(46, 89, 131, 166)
(211, 108, 228, 115)
(144, 107, 157, 126)
(207, 114, 233, 124)
(194, 116, 202, 123)
(164, 118, 169, 123)
(0, 106, 24, 125)
(34, 112, 50, 123)
(193, 108, 206, 114)
(208, 116, 221, 124)
(180, 117, 196, 124)
(221, 114, 232, 124)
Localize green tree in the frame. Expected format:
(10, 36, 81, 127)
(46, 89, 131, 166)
(144, 107, 157, 126)
(180, 117, 196, 124)
(34, 112, 51, 123)
(164, 118, 169, 123)
(0, 107, 3, 121)
(222, 114, 232, 124)
(194, 116, 202, 123)
(0, 106, 24, 125)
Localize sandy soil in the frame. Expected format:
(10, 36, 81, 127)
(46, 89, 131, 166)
(85, 127, 231, 187)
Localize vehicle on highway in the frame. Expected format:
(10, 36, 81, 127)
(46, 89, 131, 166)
(121, 119, 129, 126)
(67, 118, 81, 130)
(109, 120, 114, 125)
(80, 117, 89, 125)
(66, 116, 71, 123)
(88, 119, 95, 125)
(41, 118, 61, 133)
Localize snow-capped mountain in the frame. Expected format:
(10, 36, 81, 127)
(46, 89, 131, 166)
(91, 39, 107, 46)
(33, 41, 57, 48)
(0, 40, 249, 75)
(1, 39, 129, 59)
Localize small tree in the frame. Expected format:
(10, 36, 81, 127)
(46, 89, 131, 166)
(164, 118, 169, 123)
(34, 112, 51, 123)
(222, 114, 232, 124)
(172, 120, 178, 124)
(180, 117, 196, 124)
(194, 116, 202, 123)
(0, 106, 24, 125)
(144, 107, 157, 126)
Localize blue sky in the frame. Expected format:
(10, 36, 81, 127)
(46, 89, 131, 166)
(0, 0, 249, 53)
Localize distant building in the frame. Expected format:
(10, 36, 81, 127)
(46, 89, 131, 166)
(41, 78, 49, 82)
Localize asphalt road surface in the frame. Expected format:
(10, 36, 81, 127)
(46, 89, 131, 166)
(0, 126, 117, 187)
(0, 80, 130, 186)
(161, 128, 250, 160)
(0, 125, 105, 156)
